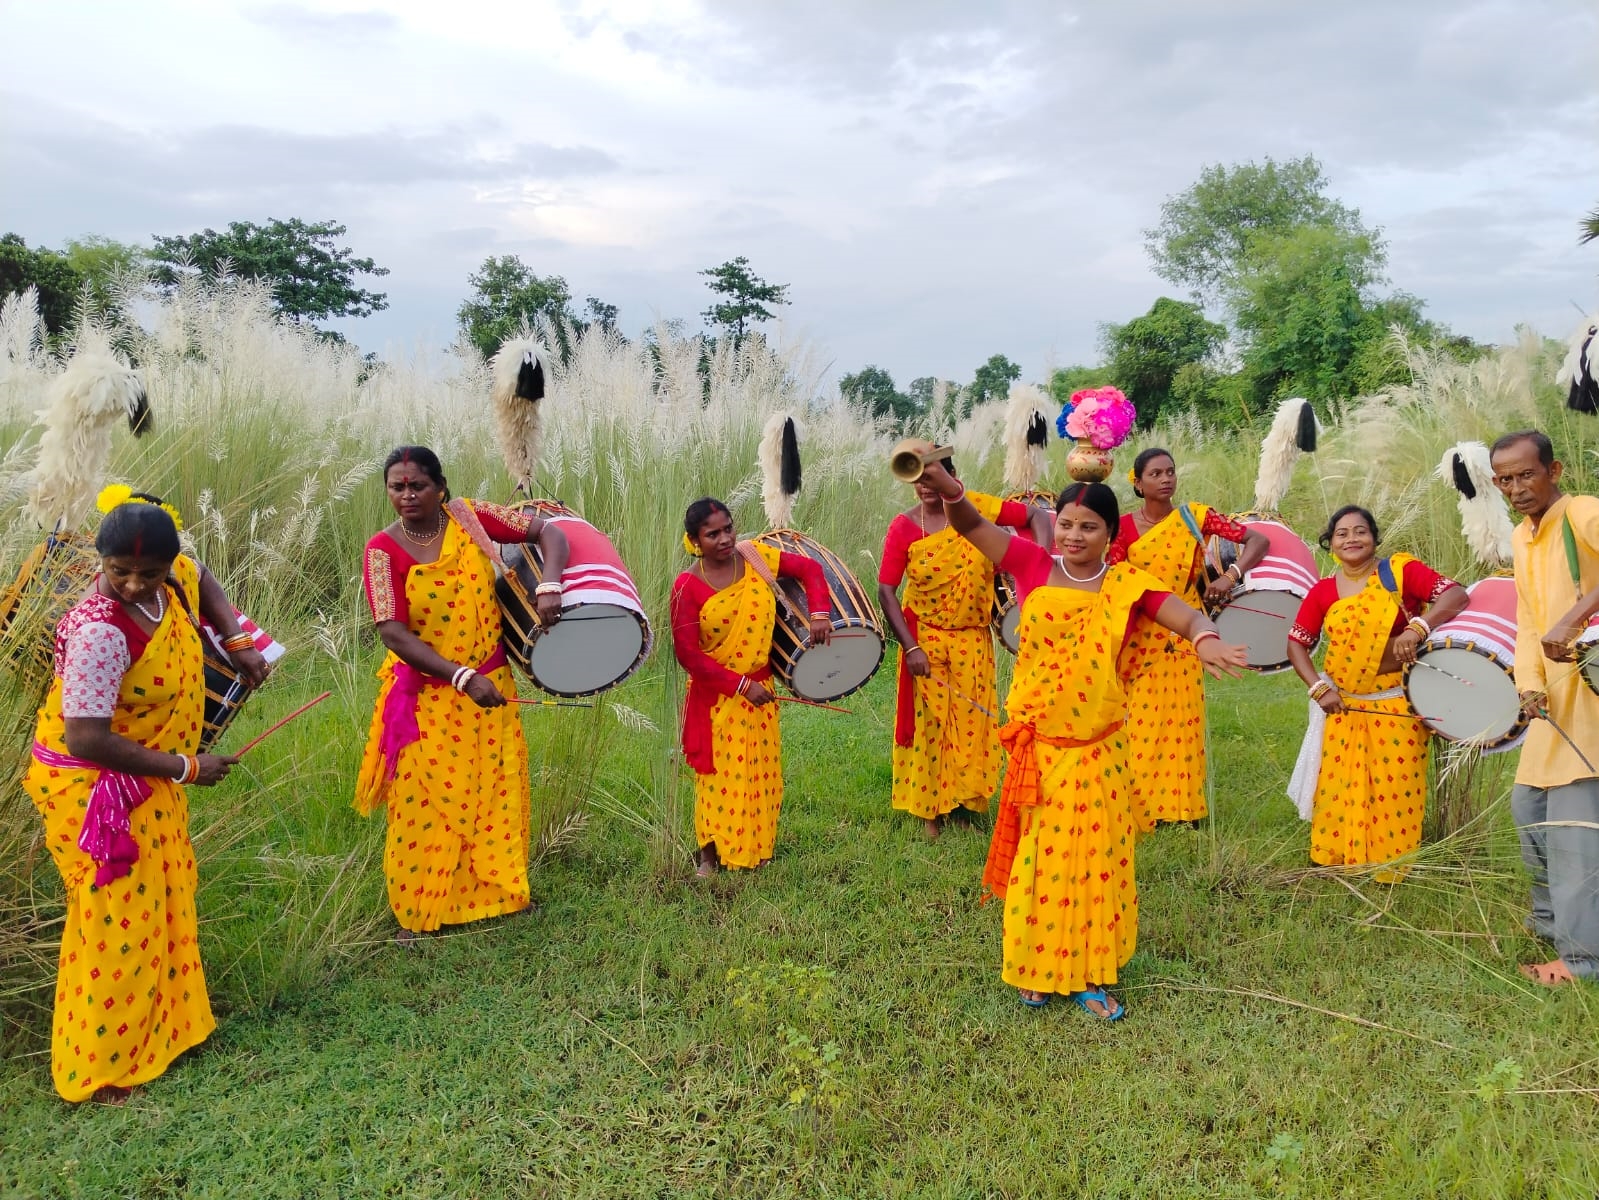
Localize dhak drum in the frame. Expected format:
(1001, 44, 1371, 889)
(1403, 576, 1526, 752)
(1207, 518, 1320, 673)
(497, 499, 652, 698)
(0, 532, 99, 685)
(197, 614, 285, 752)
(992, 489, 1055, 655)
(749, 529, 884, 702)
(1578, 615, 1599, 696)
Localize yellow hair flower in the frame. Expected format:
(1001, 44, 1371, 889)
(94, 483, 184, 532)
(96, 483, 134, 513)
(1126, 468, 1138, 485)
(681, 531, 703, 558)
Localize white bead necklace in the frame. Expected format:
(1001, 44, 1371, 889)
(131, 588, 166, 624)
(1062, 560, 1108, 583)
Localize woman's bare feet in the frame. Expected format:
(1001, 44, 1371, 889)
(923, 816, 942, 840)
(1519, 958, 1576, 987)
(90, 1084, 133, 1106)
(695, 845, 719, 878)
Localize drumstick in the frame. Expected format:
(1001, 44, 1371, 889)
(1534, 706, 1598, 774)
(1339, 705, 1434, 721)
(771, 695, 854, 714)
(1214, 603, 1292, 621)
(509, 697, 596, 709)
(1408, 659, 1475, 687)
(924, 672, 998, 719)
(236, 691, 333, 756)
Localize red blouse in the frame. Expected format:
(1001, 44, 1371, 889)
(669, 552, 830, 697)
(362, 503, 533, 626)
(877, 499, 1032, 587)
(1288, 558, 1458, 646)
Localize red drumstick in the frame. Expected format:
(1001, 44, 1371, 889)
(772, 695, 854, 714)
(236, 691, 333, 756)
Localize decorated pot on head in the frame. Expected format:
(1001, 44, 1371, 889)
(1057, 386, 1135, 484)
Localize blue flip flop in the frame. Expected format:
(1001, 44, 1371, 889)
(1018, 989, 1051, 1008)
(1068, 988, 1125, 1021)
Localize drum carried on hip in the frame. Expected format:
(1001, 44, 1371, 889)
(1207, 518, 1320, 673)
(496, 499, 652, 698)
(197, 614, 285, 752)
(749, 529, 884, 702)
(1402, 576, 1526, 752)
(991, 489, 1054, 655)
(1578, 614, 1599, 697)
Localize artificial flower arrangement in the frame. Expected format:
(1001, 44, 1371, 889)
(1054, 387, 1137, 482)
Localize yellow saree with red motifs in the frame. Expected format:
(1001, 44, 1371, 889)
(22, 556, 214, 1102)
(691, 543, 784, 869)
(1309, 557, 1428, 877)
(990, 564, 1157, 997)
(354, 515, 531, 932)
(1122, 505, 1212, 828)
(892, 493, 1004, 820)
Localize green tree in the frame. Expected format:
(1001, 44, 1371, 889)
(839, 365, 918, 423)
(457, 256, 576, 359)
(60, 235, 149, 300)
(965, 354, 1022, 415)
(1145, 156, 1367, 302)
(1100, 298, 1227, 426)
(151, 218, 389, 322)
(1582, 201, 1599, 245)
(700, 256, 789, 341)
(583, 296, 620, 336)
(0, 233, 85, 334)
(1046, 364, 1115, 408)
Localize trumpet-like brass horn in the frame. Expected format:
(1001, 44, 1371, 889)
(890, 439, 955, 483)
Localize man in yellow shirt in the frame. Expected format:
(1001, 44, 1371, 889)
(1492, 430, 1599, 987)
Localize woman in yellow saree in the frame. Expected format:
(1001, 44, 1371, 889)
(24, 500, 251, 1103)
(877, 453, 1042, 837)
(1286, 505, 1468, 879)
(354, 446, 568, 944)
(671, 498, 830, 876)
(1113, 447, 1269, 829)
(922, 466, 1247, 1019)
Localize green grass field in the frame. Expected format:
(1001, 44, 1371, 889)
(2, 653, 1595, 1200)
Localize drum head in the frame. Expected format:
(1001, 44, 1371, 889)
(999, 604, 1022, 655)
(1578, 629, 1599, 699)
(528, 603, 648, 698)
(789, 629, 884, 702)
(1406, 645, 1525, 747)
(1213, 588, 1304, 673)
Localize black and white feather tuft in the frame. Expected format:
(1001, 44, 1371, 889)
(1002, 382, 1051, 492)
(760, 413, 802, 528)
(490, 336, 550, 492)
(1557, 316, 1599, 415)
(25, 341, 150, 530)
(1252, 398, 1318, 514)
(1436, 441, 1513, 569)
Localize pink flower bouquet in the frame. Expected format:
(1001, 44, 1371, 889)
(1062, 387, 1136, 450)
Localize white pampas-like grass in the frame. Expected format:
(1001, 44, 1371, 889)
(25, 340, 147, 530)
(1001, 382, 1051, 492)
(490, 334, 549, 492)
(1436, 442, 1514, 570)
(1252, 398, 1315, 514)
(759, 411, 799, 529)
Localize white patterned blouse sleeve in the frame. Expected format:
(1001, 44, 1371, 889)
(60, 622, 131, 719)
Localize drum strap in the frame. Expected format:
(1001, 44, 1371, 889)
(735, 541, 804, 626)
(1176, 503, 1204, 545)
(447, 499, 506, 573)
(1374, 556, 1413, 623)
(1563, 516, 1583, 593)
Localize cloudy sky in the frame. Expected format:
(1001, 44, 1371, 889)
(2, 0, 1596, 387)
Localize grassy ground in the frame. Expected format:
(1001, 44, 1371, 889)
(1, 657, 1596, 1200)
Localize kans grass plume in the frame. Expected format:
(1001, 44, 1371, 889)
(1437, 441, 1514, 570)
(490, 335, 549, 493)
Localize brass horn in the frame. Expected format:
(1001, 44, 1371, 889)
(890, 439, 955, 483)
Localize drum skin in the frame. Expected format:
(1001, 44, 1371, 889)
(1207, 518, 1321, 673)
(1405, 576, 1526, 751)
(990, 492, 1054, 655)
(497, 500, 652, 699)
(749, 529, 884, 702)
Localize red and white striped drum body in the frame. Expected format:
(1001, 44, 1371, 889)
(1209, 519, 1321, 673)
(497, 499, 652, 698)
(1571, 611, 1599, 697)
(1404, 576, 1526, 752)
(750, 529, 884, 702)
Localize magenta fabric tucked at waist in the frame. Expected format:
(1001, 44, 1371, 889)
(32, 742, 156, 887)
(379, 645, 507, 780)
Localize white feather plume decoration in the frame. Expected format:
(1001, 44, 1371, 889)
(1252, 398, 1318, 514)
(1556, 313, 1599, 414)
(1001, 383, 1051, 492)
(26, 341, 150, 530)
(1436, 441, 1514, 569)
(490, 335, 549, 492)
(759, 412, 802, 529)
